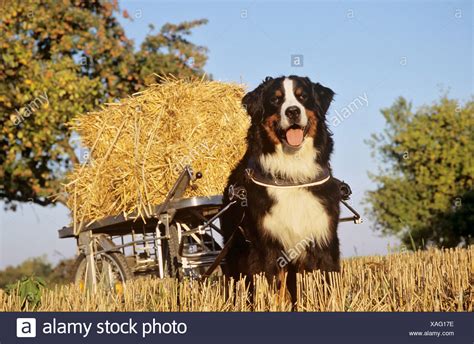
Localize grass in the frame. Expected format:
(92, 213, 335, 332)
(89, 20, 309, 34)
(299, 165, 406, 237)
(1, 246, 472, 312)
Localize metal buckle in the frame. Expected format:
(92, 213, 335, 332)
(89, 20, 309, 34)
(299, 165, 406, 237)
(228, 184, 247, 202)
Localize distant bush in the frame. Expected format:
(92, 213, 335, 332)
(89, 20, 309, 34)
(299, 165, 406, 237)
(0, 256, 75, 288)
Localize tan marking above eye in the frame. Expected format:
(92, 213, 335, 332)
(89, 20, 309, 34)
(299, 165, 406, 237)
(295, 88, 303, 96)
(275, 90, 283, 97)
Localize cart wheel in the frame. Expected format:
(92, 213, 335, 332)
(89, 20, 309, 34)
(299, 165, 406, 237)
(167, 224, 183, 280)
(167, 222, 222, 280)
(73, 252, 133, 294)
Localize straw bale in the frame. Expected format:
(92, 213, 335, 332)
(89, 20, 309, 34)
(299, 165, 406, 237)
(64, 76, 249, 224)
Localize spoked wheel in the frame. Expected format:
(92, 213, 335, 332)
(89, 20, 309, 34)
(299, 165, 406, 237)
(73, 252, 133, 294)
(167, 221, 224, 281)
(166, 223, 183, 280)
(165, 222, 202, 280)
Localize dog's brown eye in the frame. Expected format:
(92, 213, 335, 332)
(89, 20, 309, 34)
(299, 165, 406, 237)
(270, 96, 282, 104)
(298, 93, 308, 101)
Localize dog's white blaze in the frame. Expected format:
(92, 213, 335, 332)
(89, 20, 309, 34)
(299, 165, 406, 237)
(263, 187, 331, 251)
(280, 78, 307, 129)
(259, 139, 321, 183)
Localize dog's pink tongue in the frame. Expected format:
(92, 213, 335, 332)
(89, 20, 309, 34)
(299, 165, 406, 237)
(286, 128, 304, 146)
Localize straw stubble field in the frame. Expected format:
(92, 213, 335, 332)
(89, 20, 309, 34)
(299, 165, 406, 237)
(1, 247, 472, 312)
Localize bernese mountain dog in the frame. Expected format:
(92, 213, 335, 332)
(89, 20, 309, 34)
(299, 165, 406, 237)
(221, 75, 341, 304)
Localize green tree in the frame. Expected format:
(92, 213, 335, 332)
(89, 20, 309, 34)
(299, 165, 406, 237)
(366, 95, 474, 249)
(0, 0, 208, 208)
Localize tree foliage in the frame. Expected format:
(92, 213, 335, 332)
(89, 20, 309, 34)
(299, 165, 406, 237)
(366, 95, 474, 249)
(0, 256, 76, 288)
(0, 0, 208, 208)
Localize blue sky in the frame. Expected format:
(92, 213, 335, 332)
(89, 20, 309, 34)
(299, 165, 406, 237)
(1, 0, 472, 268)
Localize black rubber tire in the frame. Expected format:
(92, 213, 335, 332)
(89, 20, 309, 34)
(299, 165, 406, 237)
(167, 224, 183, 280)
(73, 251, 134, 291)
(168, 222, 223, 281)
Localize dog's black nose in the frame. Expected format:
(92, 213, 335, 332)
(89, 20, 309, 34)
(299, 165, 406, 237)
(285, 106, 301, 122)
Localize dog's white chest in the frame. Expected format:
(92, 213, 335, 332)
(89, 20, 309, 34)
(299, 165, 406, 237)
(262, 187, 330, 251)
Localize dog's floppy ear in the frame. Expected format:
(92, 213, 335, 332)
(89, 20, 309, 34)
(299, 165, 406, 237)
(311, 82, 335, 116)
(242, 77, 272, 122)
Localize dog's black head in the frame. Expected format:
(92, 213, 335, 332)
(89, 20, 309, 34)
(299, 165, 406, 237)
(243, 75, 335, 165)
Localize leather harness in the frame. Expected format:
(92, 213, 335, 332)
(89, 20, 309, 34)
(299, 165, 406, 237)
(244, 161, 331, 189)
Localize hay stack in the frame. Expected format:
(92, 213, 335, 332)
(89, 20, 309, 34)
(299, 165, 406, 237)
(64, 76, 249, 225)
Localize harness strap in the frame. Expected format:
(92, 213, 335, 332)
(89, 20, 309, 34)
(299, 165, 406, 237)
(201, 230, 236, 279)
(201, 199, 249, 279)
(247, 173, 331, 189)
(245, 157, 331, 189)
